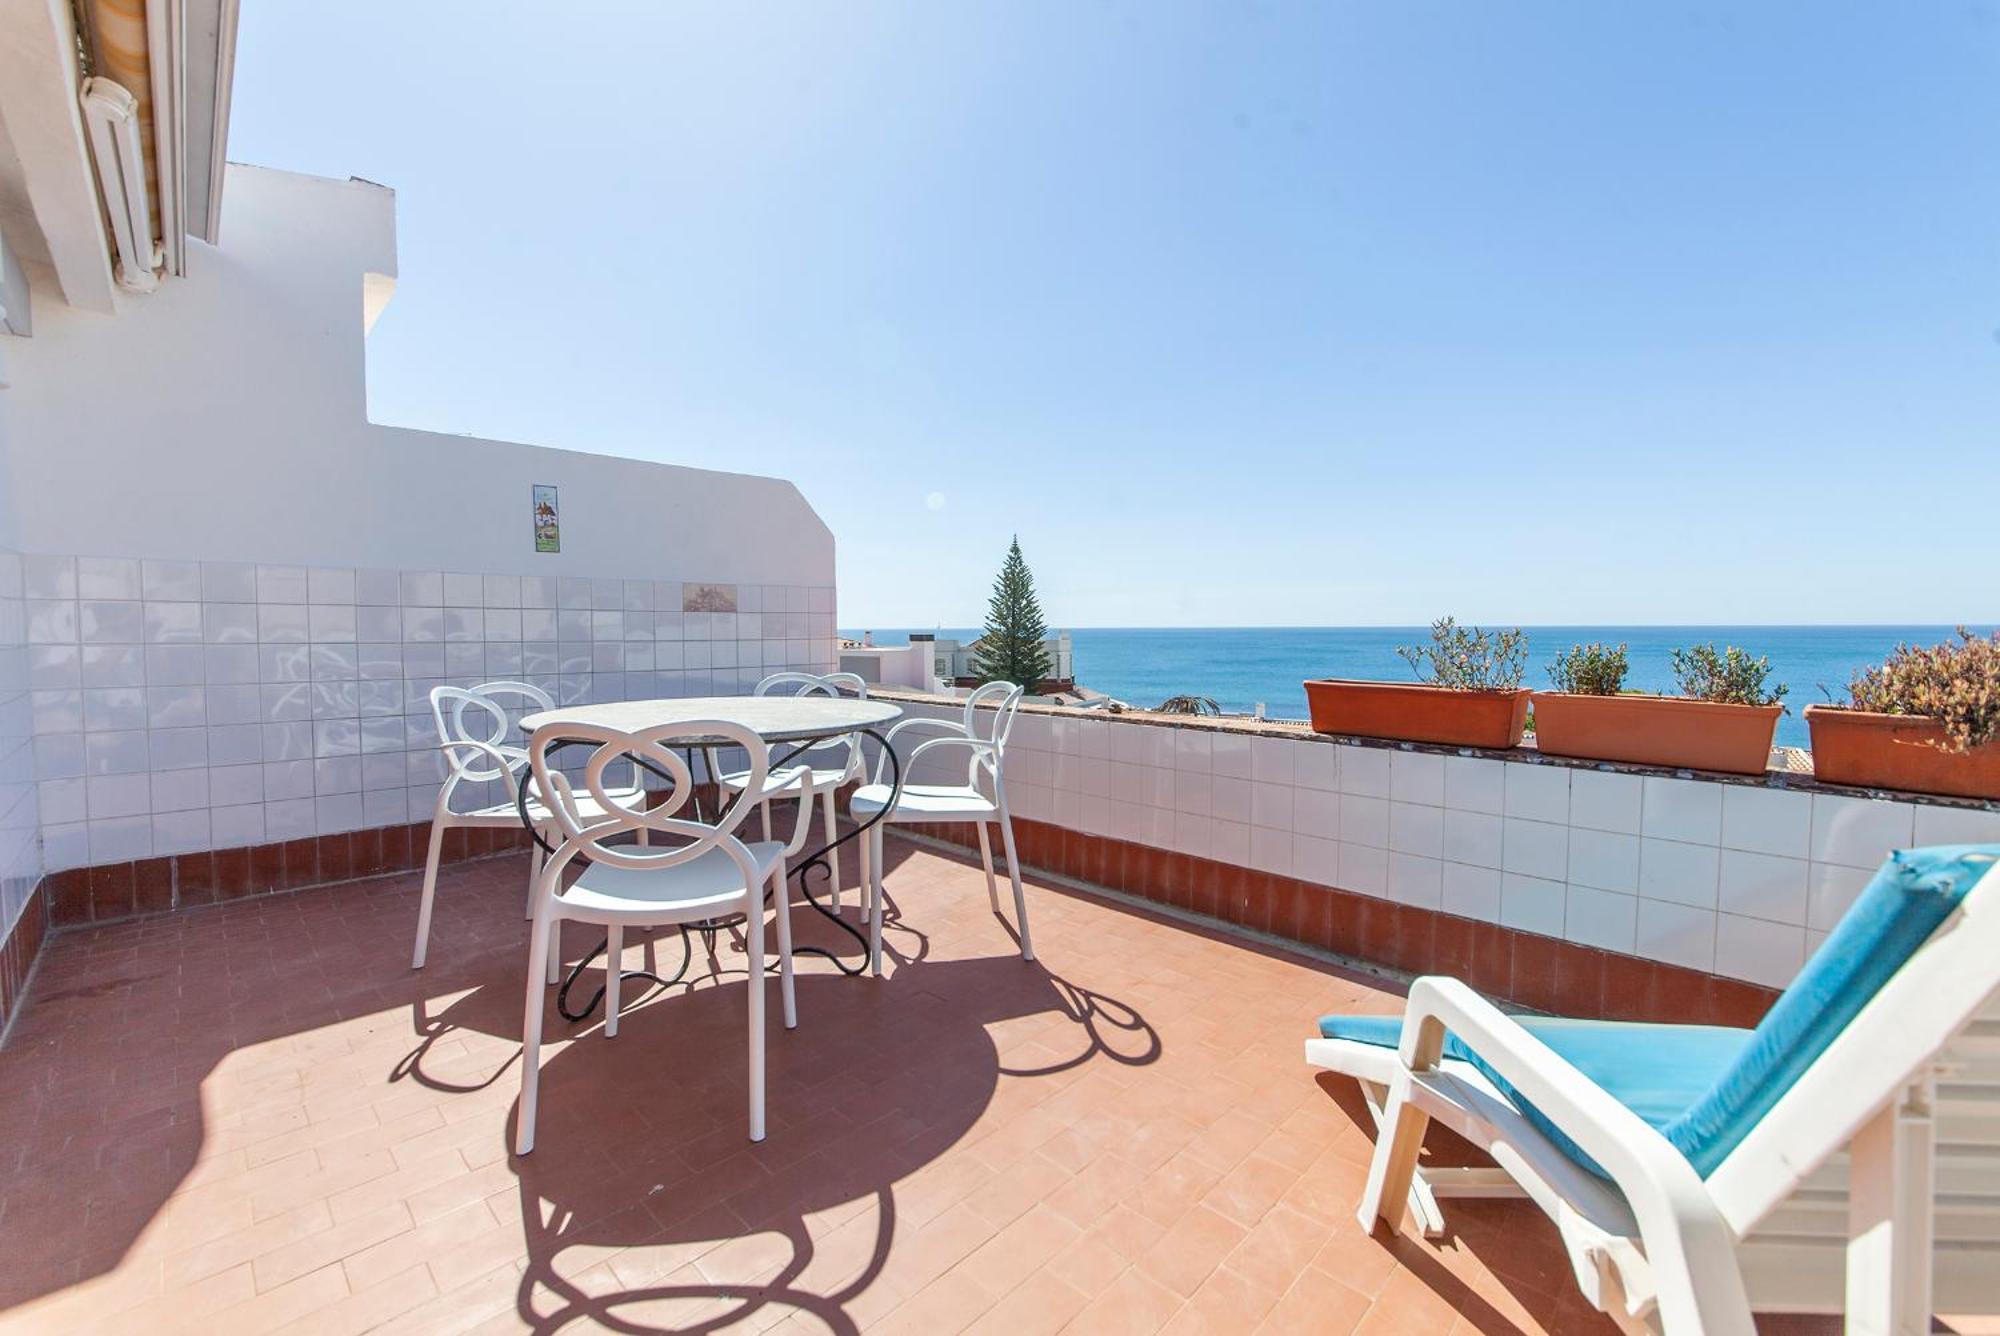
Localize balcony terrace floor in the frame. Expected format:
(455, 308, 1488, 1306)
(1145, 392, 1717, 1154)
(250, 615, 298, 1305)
(0, 833, 1839, 1334)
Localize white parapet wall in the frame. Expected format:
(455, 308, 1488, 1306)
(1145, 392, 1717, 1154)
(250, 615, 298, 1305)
(0, 164, 838, 900)
(880, 695, 2000, 993)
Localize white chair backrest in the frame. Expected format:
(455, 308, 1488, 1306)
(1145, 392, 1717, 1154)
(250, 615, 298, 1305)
(960, 681, 1025, 787)
(758, 671, 865, 698)
(430, 681, 555, 787)
(528, 719, 769, 887)
(756, 671, 867, 774)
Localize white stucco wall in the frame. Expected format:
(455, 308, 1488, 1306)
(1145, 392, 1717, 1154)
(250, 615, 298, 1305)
(0, 163, 837, 882)
(3, 164, 832, 583)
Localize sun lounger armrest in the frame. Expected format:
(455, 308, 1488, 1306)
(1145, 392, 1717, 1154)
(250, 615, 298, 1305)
(1398, 978, 1710, 1195)
(1394, 976, 1747, 1318)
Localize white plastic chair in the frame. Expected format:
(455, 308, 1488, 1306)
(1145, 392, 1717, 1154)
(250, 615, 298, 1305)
(716, 672, 867, 915)
(516, 718, 812, 1152)
(1310, 845, 2000, 1334)
(410, 681, 648, 969)
(849, 681, 1032, 975)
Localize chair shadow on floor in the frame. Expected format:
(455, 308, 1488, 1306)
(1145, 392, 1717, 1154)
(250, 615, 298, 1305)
(390, 834, 1163, 1333)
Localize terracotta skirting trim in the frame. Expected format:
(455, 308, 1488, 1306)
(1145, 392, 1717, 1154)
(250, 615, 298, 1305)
(35, 781, 735, 933)
(0, 881, 50, 1040)
(919, 816, 1780, 1029)
(39, 823, 537, 930)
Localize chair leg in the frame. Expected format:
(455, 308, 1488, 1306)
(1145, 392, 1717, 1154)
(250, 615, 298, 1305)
(772, 866, 797, 1029)
(1358, 1071, 1432, 1234)
(517, 910, 552, 1156)
(604, 923, 623, 1038)
(976, 822, 1000, 913)
(869, 825, 886, 977)
(546, 917, 562, 985)
(857, 818, 871, 915)
(761, 802, 772, 842)
(998, 808, 1033, 962)
(746, 882, 767, 1142)
(822, 787, 842, 918)
(524, 838, 543, 921)
(411, 815, 448, 969)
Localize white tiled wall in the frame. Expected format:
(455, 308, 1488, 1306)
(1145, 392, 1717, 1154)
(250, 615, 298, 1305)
(0, 548, 39, 941)
(24, 555, 837, 870)
(963, 707, 2000, 991)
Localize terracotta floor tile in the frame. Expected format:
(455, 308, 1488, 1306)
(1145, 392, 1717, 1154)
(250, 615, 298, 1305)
(1159, 1264, 1283, 1336)
(1355, 1259, 1481, 1335)
(1198, 1153, 1299, 1228)
(954, 1204, 1083, 1300)
(963, 1266, 1092, 1336)
(1219, 1205, 1330, 1301)
(874, 1267, 998, 1336)
(204, 1261, 352, 1334)
(1135, 1206, 1248, 1299)
(1128, 1149, 1229, 1228)
(248, 1202, 413, 1294)
(1039, 1236, 1132, 1301)
(284, 1265, 439, 1336)
(1065, 1263, 1190, 1336)
(1254, 1265, 1372, 1335)
(0, 839, 1631, 1334)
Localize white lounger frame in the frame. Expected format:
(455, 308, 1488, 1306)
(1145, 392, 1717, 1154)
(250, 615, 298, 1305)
(1308, 855, 2000, 1334)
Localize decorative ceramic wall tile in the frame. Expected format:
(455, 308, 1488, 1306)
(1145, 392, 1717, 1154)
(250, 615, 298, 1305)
(23, 554, 835, 868)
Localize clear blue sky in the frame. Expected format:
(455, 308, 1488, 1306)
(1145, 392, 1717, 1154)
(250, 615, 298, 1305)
(230, 3, 2000, 629)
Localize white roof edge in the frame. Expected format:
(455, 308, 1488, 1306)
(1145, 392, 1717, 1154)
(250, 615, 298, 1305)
(180, 0, 238, 245)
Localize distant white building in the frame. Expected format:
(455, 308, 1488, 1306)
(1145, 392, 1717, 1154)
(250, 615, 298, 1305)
(840, 631, 1074, 692)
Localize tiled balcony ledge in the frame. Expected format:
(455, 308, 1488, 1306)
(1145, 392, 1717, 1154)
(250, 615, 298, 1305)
(871, 687, 2000, 813)
(909, 816, 1780, 1030)
(875, 687, 2000, 1005)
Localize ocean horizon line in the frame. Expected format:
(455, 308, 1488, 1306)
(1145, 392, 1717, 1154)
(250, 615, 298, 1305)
(830, 624, 1997, 749)
(841, 621, 1996, 633)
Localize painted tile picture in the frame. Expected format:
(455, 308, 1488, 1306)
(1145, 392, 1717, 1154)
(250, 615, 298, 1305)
(682, 581, 738, 613)
(532, 484, 560, 553)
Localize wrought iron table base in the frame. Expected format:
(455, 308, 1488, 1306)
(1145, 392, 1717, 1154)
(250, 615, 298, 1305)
(518, 728, 903, 1023)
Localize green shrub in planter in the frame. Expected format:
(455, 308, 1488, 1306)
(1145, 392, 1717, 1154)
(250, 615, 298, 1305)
(1671, 644, 1787, 709)
(1846, 628, 2000, 752)
(1396, 617, 1527, 692)
(1548, 642, 1629, 696)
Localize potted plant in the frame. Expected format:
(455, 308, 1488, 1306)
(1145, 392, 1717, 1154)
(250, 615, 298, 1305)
(1532, 642, 1786, 775)
(1805, 629, 2000, 799)
(1305, 617, 1531, 748)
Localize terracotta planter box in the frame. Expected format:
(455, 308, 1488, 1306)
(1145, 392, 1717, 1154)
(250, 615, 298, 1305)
(1304, 680, 1530, 749)
(1805, 706, 2000, 800)
(1531, 692, 1782, 776)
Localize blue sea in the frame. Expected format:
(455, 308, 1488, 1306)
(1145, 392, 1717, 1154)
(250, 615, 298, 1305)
(838, 626, 1996, 750)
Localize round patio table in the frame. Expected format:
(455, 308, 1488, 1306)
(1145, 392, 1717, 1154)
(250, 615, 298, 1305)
(517, 694, 905, 1020)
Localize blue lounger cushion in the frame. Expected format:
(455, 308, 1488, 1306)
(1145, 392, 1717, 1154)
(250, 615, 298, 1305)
(1321, 843, 1997, 1179)
(1318, 1013, 1751, 1177)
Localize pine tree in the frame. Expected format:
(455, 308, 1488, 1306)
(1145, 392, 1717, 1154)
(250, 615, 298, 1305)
(971, 536, 1052, 688)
